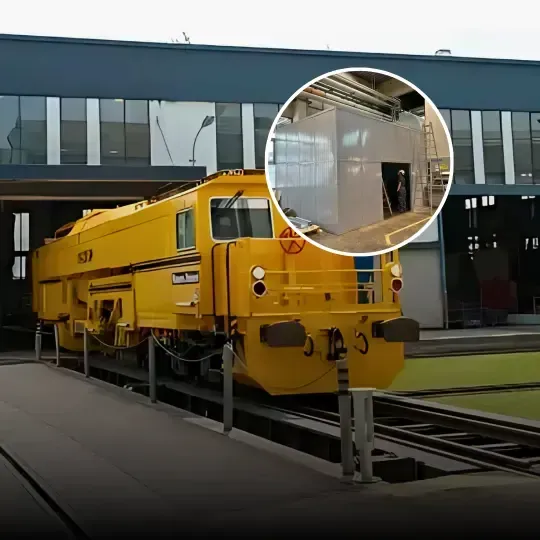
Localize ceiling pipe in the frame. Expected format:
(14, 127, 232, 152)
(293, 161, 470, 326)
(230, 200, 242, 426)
(299, 89, 394, 123)
(329, 74, 401, 108)
(320, 77, 400, 113)
(313, 81, 396, 118)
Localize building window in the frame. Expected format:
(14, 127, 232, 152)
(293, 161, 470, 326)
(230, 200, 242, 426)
(439, 109, 452, 133)
(531, 112, 540, 184)
(13, 212, 29, 280)
(481, 111, 504, 184)
(216, 103, 243, 171)
(126, 100, 150, 166)
(99, 99, 149, 165)
(176, 209, 195, 250)
(60, 98, 87, 164)
(254, 104, 279, 169)
(20, 97, 47, 164)
(0, 96, 47, 165)
(0, 96, 21, 164)
(512, 112, 533, 184)
(449, 110, 474, 184)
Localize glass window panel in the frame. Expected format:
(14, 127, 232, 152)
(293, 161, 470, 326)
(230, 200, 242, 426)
(450, 110, 471, 139)
(512, 112, 533, 183)
(439, 109, 451, 132)
(125, 100, 149, 165)
(210, 198, 273, 240)
(100, 99, 125, 164)
(254, 104, 279, 169)
(216, 103, 243, 170)
(12, 256, 26, 280)
(482, 112, 504, 184)
(20, 96, 47, 164)
(61, 98, 87, 164)
(176, 210, 195, 250)
(0, 96, 21, 164)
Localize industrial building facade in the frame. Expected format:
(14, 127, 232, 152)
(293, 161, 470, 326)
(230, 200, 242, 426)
(1, 34, 540, 334)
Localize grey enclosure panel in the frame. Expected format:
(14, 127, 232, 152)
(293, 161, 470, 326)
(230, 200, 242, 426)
(275, 109, 338, 229)
(400, 247, 444, 329)
(275, 106, 424, 235)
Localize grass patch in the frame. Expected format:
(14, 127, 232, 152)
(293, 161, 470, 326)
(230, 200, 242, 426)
(427, 390, 540, 422)
(390, 352, 540, 391)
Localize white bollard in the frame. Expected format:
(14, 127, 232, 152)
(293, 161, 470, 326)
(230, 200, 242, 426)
(350, 388, 377, 483)
(222, 342, 234, 435)
(336, 357, 355, 482)
(35, 321, 42, 362)
(54, 324, 61, 367)
(148, 335, 157, 403)
(83, 327, 90, 378)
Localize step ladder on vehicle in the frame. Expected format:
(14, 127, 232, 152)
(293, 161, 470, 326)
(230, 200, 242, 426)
(413, 122, 447, 214)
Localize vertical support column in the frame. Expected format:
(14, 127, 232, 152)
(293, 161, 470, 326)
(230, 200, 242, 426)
(53, 324, 60, 367)
(471, 111, 486, 185)
(83, 327, 90, 378)
(35, 320, 42, 362)
(351, 388, 377, 483)
(501, 111, 515, 185)
(336, 357, 355, 482)
(148, 333, 157, 403)
(222, 342, 234, 435)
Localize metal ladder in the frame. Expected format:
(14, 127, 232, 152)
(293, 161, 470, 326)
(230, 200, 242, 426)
(382, 180, 393, 217)
(413, 122, 446, 214)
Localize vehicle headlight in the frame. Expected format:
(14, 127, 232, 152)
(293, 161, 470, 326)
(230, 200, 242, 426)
(252, 266, 266, 280)
(390, 263, 402, 278)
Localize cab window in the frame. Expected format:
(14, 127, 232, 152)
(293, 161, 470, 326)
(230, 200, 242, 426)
(176, 209, 195, 250)
(210, 198, 273, 240)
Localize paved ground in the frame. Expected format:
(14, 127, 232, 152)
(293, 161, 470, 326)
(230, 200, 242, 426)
(313, 211, 430, 254)
(1, 361, 540, 538)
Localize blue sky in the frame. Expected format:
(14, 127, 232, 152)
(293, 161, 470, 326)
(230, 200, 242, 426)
(1, 0, 538, 61)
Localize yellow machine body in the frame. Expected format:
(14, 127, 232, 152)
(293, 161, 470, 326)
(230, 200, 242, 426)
(32, 169, 419, 396)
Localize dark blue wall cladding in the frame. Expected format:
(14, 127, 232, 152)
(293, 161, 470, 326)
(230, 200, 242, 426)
(1, 34, 540, 111)
(0, 164, 207, 181)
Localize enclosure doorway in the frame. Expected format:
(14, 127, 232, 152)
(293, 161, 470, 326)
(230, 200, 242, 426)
(381, 162, 411, 215)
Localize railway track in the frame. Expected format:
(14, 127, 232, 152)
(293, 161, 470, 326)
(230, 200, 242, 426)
(0, 446, 88, 538)
(395, 382, 540, 399)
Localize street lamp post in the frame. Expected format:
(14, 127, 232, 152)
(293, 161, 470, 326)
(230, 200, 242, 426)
(190, 115, 215, 166)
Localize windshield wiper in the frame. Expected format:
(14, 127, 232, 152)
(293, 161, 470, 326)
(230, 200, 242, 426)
(222, 190, 244, 209)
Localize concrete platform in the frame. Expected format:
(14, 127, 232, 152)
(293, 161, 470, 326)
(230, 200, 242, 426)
(0, 361, 540, 538)
(313, 211, 430, 254)
(406, 325, 540, 357)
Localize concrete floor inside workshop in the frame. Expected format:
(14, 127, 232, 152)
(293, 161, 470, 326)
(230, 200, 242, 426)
(312, 211, 430, 254)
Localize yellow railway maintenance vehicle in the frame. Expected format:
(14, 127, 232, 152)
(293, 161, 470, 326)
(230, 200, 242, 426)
(32, 169, 419, 396)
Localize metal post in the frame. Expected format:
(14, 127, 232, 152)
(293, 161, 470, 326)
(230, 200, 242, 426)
(35, 320, 42, 362)
(83, 327, 90, 378)
(148, 334, 157, 403)
(336, 357, 355, 482)
(222, 341, 234, 435)
(53, 324, 60, 367)
(351, 388, 377, 483)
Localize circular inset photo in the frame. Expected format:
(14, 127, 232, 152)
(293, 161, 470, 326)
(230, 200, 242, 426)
(265, 68, 454, 256)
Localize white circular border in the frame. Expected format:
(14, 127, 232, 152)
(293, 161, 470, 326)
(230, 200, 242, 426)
(264, 66, 455, 258)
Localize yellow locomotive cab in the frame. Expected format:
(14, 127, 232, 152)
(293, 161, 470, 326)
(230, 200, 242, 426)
(32, 169, 419, 396)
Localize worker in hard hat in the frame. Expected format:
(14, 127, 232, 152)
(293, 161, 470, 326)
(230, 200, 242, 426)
(397, 170, 407, 213)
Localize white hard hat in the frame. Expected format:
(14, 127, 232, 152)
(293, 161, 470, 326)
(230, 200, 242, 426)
(399, 170, 405, 175)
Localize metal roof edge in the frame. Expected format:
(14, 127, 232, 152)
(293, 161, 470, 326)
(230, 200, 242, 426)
(1, 32, 540, 68)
